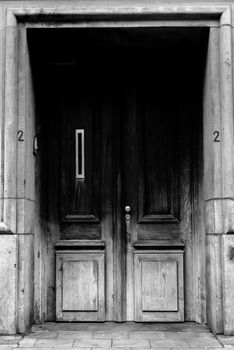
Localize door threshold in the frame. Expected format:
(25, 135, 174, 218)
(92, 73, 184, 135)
(31, 321, 210, 333)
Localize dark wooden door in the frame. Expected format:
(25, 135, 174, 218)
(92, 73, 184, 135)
(57, 66, 116, 321)
(122, 69, 184, 321)
(56, 50, 186, 322)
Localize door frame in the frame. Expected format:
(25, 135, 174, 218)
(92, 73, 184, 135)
(0, 3, 233, 334)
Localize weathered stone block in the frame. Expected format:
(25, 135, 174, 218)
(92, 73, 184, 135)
(223, 234, 234, 335)
(0, 235, 17, 334)
(17, 234, 34, 334)
(17, 200, 34, 234)
(206, 234, 223, 334)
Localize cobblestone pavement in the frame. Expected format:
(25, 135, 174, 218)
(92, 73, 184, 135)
(0, 322, 233, 350)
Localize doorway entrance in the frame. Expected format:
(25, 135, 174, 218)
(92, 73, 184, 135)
(29, 27, 208, 322)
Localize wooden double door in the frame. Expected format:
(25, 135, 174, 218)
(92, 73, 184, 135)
(55, 48, 189, 322)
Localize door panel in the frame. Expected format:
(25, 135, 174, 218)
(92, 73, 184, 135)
(138, 91, 179, 224)
(134, 252, 184, 321)
(63, 260, 98, 311)
(60, 77, 102, 238)
(141, 260, 178, 311)
(56, 252, 105, 321)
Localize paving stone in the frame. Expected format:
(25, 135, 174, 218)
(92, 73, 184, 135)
(186, 338, 222, 348)
(15, 348, 91, 350)
(34, 339, 74, 347)
(0, 345, 18, 348)
(218, 336, 234, 345)
(92, 331, 129, 339)
(150, 339, 189, 348)
(129, 331, 165, 339)
(139, 349, 171, 350)
(18, 338, 37, 347)
(57, 332, 92, 339)
(92, 348, 131, 350)
(165, 332, 216, 341)
(23, 322, 223, 349)
(74, 339, 112, 348)
(0, 335, 22, 345)
(112, 339, 150, 348)
(26, 332, 58, 339)
(130, 348, 171, 350)
(15, 348, 54, 350)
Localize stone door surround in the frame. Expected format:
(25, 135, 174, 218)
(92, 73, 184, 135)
(0, 3, 233, 335)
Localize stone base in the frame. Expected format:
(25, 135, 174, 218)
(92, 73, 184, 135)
(0, 235, 17, 334)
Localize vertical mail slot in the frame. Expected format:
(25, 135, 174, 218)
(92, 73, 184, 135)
(75, 129, 85, 179)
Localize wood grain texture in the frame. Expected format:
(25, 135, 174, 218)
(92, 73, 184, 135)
(62, 260, 98, 311)
(56, 252, 105, 321)
(134, 251, 184, 322)
(141, 260, 178, 311)
(138, 87, 179, 224)
(60, 69, 102, 226)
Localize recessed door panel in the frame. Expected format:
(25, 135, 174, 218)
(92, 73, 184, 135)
(141, 260, 178, 312)
(56, 252, 105, 321)
(62, 260, 98, 311)
(138, 92, 179, 224)
(60, 84, 102, 225)
(134, 252, 184, 321)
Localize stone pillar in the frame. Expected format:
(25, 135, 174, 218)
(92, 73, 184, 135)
(16, 19, 35, 334)
(0, 7, 18, 335)
(0, 8, 35, 334)
(219, 14, 234, 335)
(204, 10, 234, 335)
(204, 26, 224, 335)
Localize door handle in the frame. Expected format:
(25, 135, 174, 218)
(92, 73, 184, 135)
(125, 205, 131, 222)
(125, 205, 131, 213)
(125, 213, 131, 222)
(125, 206, 131, 237)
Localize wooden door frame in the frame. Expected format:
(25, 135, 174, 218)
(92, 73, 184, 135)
(1, 3, 233, 333)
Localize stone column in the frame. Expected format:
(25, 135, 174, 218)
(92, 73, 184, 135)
(204, 9, 234, 335)
(0, 7, 18, 335)
(219, 12, 234, 335)
(0, 8, 35, 334)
